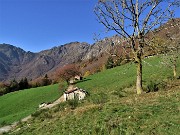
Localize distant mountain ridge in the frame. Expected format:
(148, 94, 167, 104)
(0, 42, 87, 81)
(0, 44, 35, 81)
(0, 39, 117, 81)
(0, 18, 180, 81)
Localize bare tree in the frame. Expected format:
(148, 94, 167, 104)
(94, 0, 179, 94)
(160, 19, 180, 78)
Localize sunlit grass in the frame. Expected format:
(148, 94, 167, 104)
(1, 55, 180, 135)
(0, 84, 61, 126)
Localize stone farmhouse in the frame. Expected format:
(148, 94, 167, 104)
(63, 87, 87, 101)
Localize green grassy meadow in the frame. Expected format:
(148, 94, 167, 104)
(1, 55, 180, 134)
(77, 56, 179, 98)
(11, 88, 180, 135)
(0, 84, 61, 126)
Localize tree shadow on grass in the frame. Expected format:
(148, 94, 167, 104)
(75, 78, 92, 84)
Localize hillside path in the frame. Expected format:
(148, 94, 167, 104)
(41, 95, 64, 109)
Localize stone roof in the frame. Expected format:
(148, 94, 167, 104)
(64, 87, 87, 94)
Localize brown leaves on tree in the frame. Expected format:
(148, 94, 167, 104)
(57, 64, 81, 84)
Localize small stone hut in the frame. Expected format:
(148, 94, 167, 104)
(63, 87, 87, 101)
(74, 75, 83, 81)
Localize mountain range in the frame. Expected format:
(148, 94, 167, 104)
(0, 35, 121, 81)
(0, 18, 179, 82)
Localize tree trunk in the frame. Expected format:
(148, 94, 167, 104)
(173, 64, 177, 78)
(136, 55, 143, 94)
(173, 57, 177, 78)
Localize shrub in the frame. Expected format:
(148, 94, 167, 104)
(41, 74, 52, 86)
(146, 81, 159, 92)
(84, 70, 91, 77)
(101, 64, 107, 72)
(145, 80, 167, 93)
(105, 56, 115, 69)
(18, 77, 29, 90)
(114, 57, 123, 66)
(9, 79, 19, 92)
(67, 96, 79, 109)
(0, 87, 8, 96)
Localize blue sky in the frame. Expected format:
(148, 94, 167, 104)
(0, 0, 110, 52)
(0, 0, 179, 52)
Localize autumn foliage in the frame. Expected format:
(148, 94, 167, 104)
(57, 64, 81, 84)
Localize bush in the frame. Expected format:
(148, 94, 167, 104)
(67, 96, 79, 109)
(41, 74, 52, 86)
(84, 70, 91, 77)
(146, 81, 159, 92)
(145, 80, 168, 93)
(9, 79, 19, 92)
(0, 78, 31, 96)
(0, 88, 7, 96)
(18, 77, 29, 90)
(105, 56, 115, 69)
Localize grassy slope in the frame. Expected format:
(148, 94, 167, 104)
(12, 88, 180, 135)
(77, 56, 179, 98)
(0, 84, 61, 126)
(9, 56, 180, 135)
